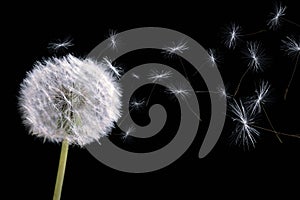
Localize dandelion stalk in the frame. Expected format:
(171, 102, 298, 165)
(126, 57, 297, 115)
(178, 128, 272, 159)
(284, 52, 300, 100)
(53, 139, 69, 200)
(234, 67, 250, 97)
(282, 18, 300, 28)
(252, 125, 300, 139)
(240, 29, 267, 37)
(261, 105, 282, 143)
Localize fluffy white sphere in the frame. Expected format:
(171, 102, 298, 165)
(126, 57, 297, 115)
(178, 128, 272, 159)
(19, 54, 122, 146)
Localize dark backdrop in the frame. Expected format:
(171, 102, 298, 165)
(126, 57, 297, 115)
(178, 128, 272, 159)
(7, 0, 299, 199)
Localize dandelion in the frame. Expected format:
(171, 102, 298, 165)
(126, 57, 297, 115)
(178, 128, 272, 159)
(281, 36, 300, 100)
(224, 23, 241, 49)
(229, 99, 260, 149)
(267, 3, 286, 30)
(48, 38, 74, 51)
(163, 41, 189, 56)
(18, 54, 122, 199)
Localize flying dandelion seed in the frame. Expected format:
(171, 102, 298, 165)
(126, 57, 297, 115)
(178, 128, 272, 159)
(247, 81, 271, 114)
(122, 125, 135, 142)
(281, 36, 300, 100)
(217, 86, 229, 99)
(224, 23, 241, 49)
(229, 99, 261, 149)
(102, 57, 122, 78)
(148, 69, 172, 82)
(108, 30, 119, 50)
(245, 81, 282, 142)
(132, 73, 140, 79)
(166, 84, 191, 100)
(207, 48, 218, 67)
(166, 84, 201, 121)
(267, 3, 286, 30)
(234, 41, 266, 96)
(48, 38, 74, 51)
(162, 41, 189, 56)
(130, 97, 145, 111)
(245, 41, 266, 72)
(282, 36, 300, 57)
(146, 69, 172, 106)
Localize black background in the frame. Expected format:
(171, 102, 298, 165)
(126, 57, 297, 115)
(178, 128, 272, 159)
(7, 0, 300, 199)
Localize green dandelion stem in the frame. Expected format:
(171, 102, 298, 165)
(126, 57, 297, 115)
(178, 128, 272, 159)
(53, 139, 69, 200)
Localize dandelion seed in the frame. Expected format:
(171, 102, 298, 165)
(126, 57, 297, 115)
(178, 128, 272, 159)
(163, 41, 189, 56)
(108, 30, 119, 50)
(166, 84, 190, 100)
(281, 36, 300, 57)
(245, 41, 266, 72)
(234, 42, 267, 96)
(148, 69, 172, 82)
(130, 97, 145, 110)
(122, 125, 135, 141)
(167, 83, 201, 121)
(132, 73, 140, 79)
(18, 54, 122, 146)
(217, 86, 229, 99)
(281, 36, 300, 100)
(102, 57, 122, 78)
(224, 23, 241, 49)
(247, 81, 271, 114)
(267, 3, 286, 30)
(207, 49, 218, 67)
(229, 99, 260, 149)
(48, 38, 74, 51)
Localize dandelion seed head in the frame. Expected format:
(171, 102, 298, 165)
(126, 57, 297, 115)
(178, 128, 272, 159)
(148, 69, 172, 82)
(267, 3, 286, 30)
(229, 99, 260, 149)
(18, 54, 122, 146)
(163, 41, 189, 56)
(281, 36, 300, 57)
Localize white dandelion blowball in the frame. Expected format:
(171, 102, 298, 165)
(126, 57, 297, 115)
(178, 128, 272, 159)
(19, 54, 122, 146)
